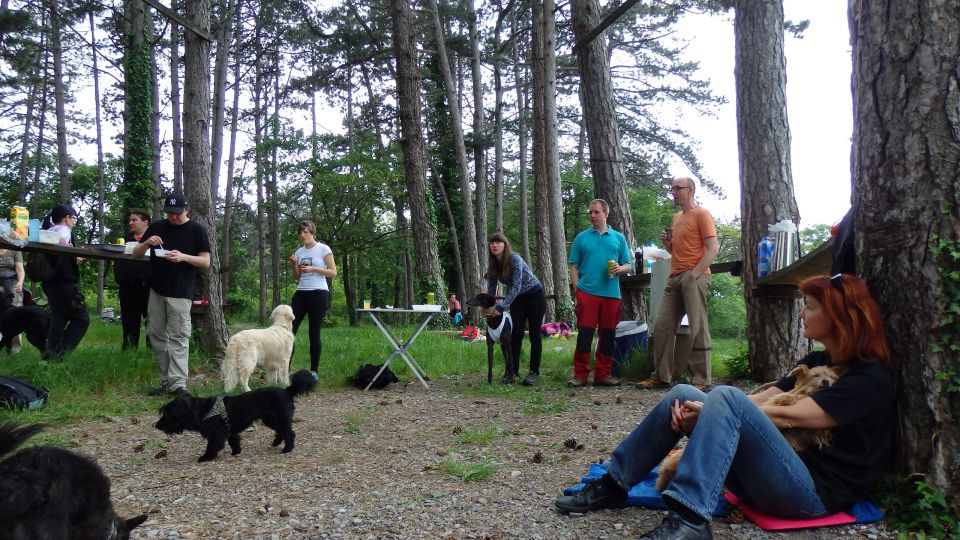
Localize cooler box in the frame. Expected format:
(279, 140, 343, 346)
(612, 320, 648, 377)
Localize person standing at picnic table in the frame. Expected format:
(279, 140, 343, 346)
(133, 193, 210, 397)
(0, 248, 25, 352)
(556, 274, 894, 540)
(42, 204, 90, 360)
(114, 210, 152, 350)
(567, 199, 632, 387)
(484, 232, 547, 386)
(288, 220, 336, 381)
(638, 177, 719, 391)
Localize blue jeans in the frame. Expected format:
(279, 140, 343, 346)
(605, 385, 828, 522)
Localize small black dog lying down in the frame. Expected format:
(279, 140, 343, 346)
(465, 292, 514, 384)
(349, 363, 399, 390)
(155, 369, 317, 462)
(0, 292, 51, 354)
(0, 422, 147, 540)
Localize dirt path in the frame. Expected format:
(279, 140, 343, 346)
(58, 379, 893, 539)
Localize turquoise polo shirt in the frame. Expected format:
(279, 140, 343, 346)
(568, 226, 631, 299)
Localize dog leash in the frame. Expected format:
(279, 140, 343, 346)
(202, 394, 231, 432)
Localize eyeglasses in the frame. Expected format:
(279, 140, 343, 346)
(669, 186, 690, 193)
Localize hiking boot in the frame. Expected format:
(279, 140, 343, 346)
(554, 475, 628, 513)
(169, 387, 192, 398)
(594, 377, 621, 387)
(638, 512, 713, 540)
(521, 372, 538, 386)
(147, 381, 168, 396)
(502, 372, 517, 384)
(567, 377, 588, 388)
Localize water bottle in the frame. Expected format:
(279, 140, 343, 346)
(757, 236, 774, 277)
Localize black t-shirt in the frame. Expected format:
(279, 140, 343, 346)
(774, 351, 894, 512)
(140, 219, 211, 300)
(113, 231, 151, 285)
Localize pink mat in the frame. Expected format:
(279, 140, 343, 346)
(724, 493, 856, 530)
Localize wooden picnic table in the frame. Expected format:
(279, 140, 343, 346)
(0, 238, 147, 262)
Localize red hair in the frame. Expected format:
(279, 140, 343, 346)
(799, 274, 891, 364)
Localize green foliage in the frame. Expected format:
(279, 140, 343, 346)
(800, 223, 832, 254)
(928, 234, 960, 415)
(441, 456, 499, 482)
(707, 273, 746, 340)
(720, 346, 750, 380)
(121, 37, 155, 210)
(877, 476, 959, 539)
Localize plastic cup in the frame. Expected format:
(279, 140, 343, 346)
(607, 259, 616, 278)
(427, 292, 435, 304)
(363, 300, 372, 310)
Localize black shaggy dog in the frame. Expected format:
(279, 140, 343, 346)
(0, 292, 51, 354)
(155, 369, 317, 462)
(349, 363, 399, 390)
(0, 422, 147, 540)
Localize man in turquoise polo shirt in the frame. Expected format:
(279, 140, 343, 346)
(567, 199, 632, 387)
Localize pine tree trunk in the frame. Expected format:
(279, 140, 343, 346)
(468, 0, 487, 253)
(183, 0, 227, 356)
(149, 7, 161, 216)
(513, 11, 531, 264)
(391, 0, 444, 300)
(17, 80, 37, 203)
(530, 0, 555, 320)
(49, 0, 69, 202)
(428, 0, 476, 305)
(850, 0, 960, 494)
(542, 0, 571, 319)
(570, 0, 640, 320)
(269, 59, 281, 308)
(90, 12, 106, 311)
(170, 5, 183, 193)
(32, 30, 49, 217)
(220, 2, 242, 302)
(734, 0, 807, 381)
(209, 0, 236, 207)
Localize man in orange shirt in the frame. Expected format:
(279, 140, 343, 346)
(639, 177, 719, 390)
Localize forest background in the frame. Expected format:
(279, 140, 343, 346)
(0, 0, 832, 339)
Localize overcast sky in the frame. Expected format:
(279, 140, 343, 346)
(671, 1, 853, 228)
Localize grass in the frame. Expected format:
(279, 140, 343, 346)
(441, 455, 500, 482)
(0, 316, 748, 427)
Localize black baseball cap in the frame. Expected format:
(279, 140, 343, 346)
(164, 192, 188, 213)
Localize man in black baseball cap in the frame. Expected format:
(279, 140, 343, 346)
(133, 191, 211, 397)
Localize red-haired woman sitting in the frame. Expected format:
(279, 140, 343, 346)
(555, 273, 893, 540)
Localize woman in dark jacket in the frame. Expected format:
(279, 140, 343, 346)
(43, 204, 89, 359)
(484, 232, 547, 385)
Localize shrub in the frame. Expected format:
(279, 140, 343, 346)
(722, 346, 750, 380)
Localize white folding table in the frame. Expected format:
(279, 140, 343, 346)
(356, 307, 441, 390)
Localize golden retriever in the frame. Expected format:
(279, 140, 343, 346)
(655, 365, 846, 491)
(221, 304, 296, 392)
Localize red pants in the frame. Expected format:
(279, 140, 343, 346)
(572, 289, 621, 380)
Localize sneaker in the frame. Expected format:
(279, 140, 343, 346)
(593, 377, 621, 387)
(554, 475, 628, 513)
(501, 372, 517, 384)
(147, 381, 168, 396)
(638, 512, 713, 540)
(521, 372, 538, 386)
(169, 387, 192, 398)
(310, 371, 319, 381)
(567, 377, 588, 388)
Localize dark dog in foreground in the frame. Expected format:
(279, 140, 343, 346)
(0, 422, 147, 540)
(465, 293, 514, 384)
(0, 292, 50, 354)
(155, 369, 317, 462)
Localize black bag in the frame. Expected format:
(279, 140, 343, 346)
(0, 375, 49, 410)
(831, 209, 856, 276)
(349, 363, 399, 389)
(25, 252, 54, 283)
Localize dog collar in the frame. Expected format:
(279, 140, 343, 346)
(202, 394, 230, 432)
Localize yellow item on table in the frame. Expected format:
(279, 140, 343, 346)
(9, 206, 28, 239)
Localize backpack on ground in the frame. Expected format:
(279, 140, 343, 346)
(0, 375, 49, 410)
(25, 252, 54, 283)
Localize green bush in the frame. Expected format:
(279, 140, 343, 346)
(721, 346, 750, 380)
(877, 476, 959, 538)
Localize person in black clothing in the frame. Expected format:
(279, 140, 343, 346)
(43, 204, 90, 360)
(114, 210, 151, 350)
(132, 193, 211, 397)
(555, 274, 894, 540)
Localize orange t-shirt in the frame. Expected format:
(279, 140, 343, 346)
(669, 206, 717, 275)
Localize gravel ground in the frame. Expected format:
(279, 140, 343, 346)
(57, 377, 897, 539)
